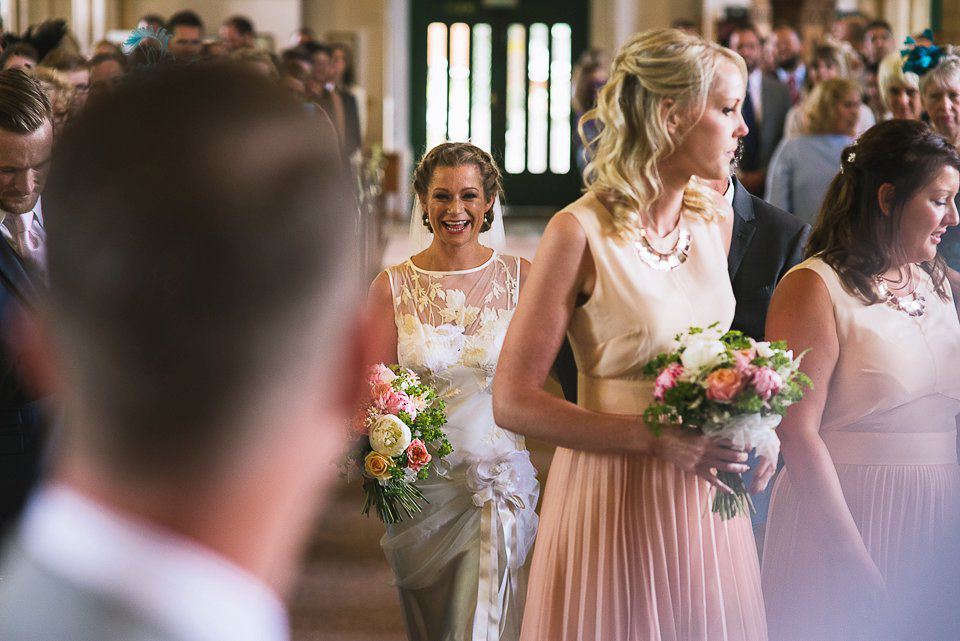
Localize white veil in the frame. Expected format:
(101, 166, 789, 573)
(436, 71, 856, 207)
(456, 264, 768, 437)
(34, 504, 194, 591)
(408, 198, 507, 255)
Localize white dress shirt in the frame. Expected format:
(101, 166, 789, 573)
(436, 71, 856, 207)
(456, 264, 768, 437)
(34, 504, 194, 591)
(19, 485, 289, 641)
(747, 68, 764, 124)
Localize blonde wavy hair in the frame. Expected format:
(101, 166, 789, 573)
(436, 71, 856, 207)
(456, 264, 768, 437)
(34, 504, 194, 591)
(804, 77, 860, 134)
(580, 28, 745, 240)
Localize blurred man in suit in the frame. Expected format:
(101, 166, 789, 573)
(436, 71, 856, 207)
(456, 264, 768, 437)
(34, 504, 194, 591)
(0, 65, 366, 641)
(0, 69, 52, 534)
(729, 24, 792, 197)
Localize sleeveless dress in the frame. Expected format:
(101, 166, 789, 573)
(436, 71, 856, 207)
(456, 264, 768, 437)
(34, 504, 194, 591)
(382, 251, 540, 641)
(761, 257, 960, 640)
(520, 193, 768, 641)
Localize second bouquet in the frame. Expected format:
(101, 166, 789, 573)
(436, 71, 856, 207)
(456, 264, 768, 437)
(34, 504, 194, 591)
(643, 324, 812, 520)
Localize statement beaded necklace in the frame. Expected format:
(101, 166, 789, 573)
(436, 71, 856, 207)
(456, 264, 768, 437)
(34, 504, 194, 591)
(634, 227, 692, 272)
(873, 275, 926, 318)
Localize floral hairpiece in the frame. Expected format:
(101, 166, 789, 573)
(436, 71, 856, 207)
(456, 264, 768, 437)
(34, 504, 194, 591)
(901, 29, 943, 77)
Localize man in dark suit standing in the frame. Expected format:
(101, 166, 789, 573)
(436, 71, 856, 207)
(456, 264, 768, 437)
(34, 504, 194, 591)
(729, 24, 792, 197)
(0, 70, 51, 533)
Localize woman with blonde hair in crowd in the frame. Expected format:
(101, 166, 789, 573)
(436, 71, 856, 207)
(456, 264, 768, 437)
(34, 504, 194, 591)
(30, 66, 74, 135)
(762, 118, 960, 640)
(767, 77, 861, 224)
(921, 49, 960, 270)
(783, 43, 874, 138)
(493, 29, 768, 640)
(877, 50, 922, 121)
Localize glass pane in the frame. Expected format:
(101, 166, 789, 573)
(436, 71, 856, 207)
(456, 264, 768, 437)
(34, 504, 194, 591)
(470, 24, 492, 152)
(549, 23, 572, 174)
(526, 23, 549, 175)
(426, 22, 448, 150)
(448, 23, 470, 142)
(504, 24, 527, 174)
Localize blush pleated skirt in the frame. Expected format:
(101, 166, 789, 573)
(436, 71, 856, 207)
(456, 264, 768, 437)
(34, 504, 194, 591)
(519, 447, 768, 641)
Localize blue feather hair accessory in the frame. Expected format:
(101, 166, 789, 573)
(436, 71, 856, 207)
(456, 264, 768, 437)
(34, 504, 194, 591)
(900, 29, 943, 76)
(122, 26, 170, 56)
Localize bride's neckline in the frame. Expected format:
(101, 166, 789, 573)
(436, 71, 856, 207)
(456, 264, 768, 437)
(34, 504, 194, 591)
(408, 250, 497, 275)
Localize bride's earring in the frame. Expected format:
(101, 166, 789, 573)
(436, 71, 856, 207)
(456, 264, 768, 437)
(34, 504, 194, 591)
(422, 212, 433, 233)
(482, 210, 494, 232)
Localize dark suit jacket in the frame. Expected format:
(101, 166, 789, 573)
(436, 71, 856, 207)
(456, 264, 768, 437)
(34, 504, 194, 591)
(728, 176, 811, 340)
(318, 88, 362, 158)
(0, 240, 47, 533)
(758, 73, 792, 171)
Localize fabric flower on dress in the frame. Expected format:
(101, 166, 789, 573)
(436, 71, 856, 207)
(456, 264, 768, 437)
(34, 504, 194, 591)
(398, 314, 465, 372)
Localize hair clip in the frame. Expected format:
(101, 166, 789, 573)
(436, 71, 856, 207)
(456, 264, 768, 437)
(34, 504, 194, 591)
(847, 152, 856, 164)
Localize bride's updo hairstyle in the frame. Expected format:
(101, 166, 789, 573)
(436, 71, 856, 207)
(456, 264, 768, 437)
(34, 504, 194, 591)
(412, 142, 504, 233)
(581, 28, 745, 240)
(808, 119, 960, 303)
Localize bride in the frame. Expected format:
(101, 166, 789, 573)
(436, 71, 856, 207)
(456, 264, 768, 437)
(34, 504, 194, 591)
(366, 142, 539, 641)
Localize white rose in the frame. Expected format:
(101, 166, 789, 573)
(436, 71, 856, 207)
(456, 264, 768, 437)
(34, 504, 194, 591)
(680, 338, 727, 373)
(755, 341, 774, 358)
(368, 414, 412, 457)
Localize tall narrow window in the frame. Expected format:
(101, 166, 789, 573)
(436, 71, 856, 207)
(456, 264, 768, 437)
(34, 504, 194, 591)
(426, 22, 448, 149)
(549, 23, 572, 174)
(526, 23, 550, 174)
(447, 23, 471, 142)
(504, 24, 527, 174)
(470, 24, 492, 152)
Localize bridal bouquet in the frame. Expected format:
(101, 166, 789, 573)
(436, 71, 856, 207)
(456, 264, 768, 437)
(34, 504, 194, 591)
(343, 364, 452, 524)
(642, 324, 811, 520)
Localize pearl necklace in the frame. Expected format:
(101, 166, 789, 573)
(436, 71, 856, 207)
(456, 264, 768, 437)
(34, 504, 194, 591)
(634, 227, 692, 272)
(873, 275, 925, 318)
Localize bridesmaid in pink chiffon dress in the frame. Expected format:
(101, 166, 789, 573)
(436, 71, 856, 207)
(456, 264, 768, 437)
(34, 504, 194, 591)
(762, 121, 960, 640)
(493, 30, 770, 641)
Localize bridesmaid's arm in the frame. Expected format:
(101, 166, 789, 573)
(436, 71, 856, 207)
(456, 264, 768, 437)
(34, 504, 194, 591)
(945, 266, 960, 316)
(493, 213, 747, 488)
(366, 271, 400, 366)
(765, 269, 884, 590)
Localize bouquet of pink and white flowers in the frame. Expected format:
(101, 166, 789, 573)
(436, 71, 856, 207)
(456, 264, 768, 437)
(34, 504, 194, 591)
(343, 364, 452, 524)
(643, 324, 812, 520)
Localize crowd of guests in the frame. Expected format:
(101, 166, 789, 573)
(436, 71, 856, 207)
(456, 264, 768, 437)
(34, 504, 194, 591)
(0, 12, 365, 161)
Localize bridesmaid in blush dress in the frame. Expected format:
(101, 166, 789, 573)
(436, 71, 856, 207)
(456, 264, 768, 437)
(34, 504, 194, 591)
(492, 29, 770, 641)
(761, 119, 960, 640)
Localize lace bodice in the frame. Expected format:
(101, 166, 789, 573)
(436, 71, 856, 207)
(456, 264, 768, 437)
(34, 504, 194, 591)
(386, 252, 521, 390)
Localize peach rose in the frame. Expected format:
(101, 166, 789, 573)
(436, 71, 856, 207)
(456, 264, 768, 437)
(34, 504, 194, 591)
(405, 438, 432, 471)
(705, 367, 744, 402)
(364, 451, 393, 481)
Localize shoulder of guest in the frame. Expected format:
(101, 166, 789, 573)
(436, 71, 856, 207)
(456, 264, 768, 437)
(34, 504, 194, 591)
(750, 195, 810, 235)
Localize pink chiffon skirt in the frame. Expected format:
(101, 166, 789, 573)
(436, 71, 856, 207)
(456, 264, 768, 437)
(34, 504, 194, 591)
(519, 447, 767, 641)
(762, 453, 960, 641)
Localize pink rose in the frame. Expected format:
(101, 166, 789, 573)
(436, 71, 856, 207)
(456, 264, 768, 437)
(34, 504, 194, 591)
(406, 438, 432, 471)
(752, 366, 783, 400)
(654, 363, 684, 401)
(379, 388, 417, 421)
(705, 368, 744, 402)
(368, 363, 396, 386)
(733, 348, 756, 375)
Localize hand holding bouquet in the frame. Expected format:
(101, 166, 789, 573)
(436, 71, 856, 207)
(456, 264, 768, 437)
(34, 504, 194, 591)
(343, 364, 452, 523)
(643, 324, 811, 520)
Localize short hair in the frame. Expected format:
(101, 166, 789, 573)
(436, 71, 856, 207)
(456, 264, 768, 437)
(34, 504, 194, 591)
(731, 22, 761, 40)
(807, 43, 848, 83)
(230, 48, 279, 80)
(223, 15, 254, 36)
(920, 49, 960, 98)
(412, 142, 504, 231)
(865, 19, 892, 34)
(0, 69, 52, 133)
(89, 52, 126, 70)
(583, 28, 746, 240)
(41, 52, 87, 72)
(43, 65, 353, 481)
(138, 14, 164, 28)
(304, 41, 332, 58)
(877, 50, 919, 110)
(809, 119, 960, 303)
(0, 43, 39, 68)
(168, 10, 204, 32)
(281, 46, 312, 64)
(804, 76, 860, 134)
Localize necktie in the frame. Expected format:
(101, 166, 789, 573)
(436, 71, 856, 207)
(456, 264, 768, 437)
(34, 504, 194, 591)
(4, 213, 45, 276)
(740, 91, 760, 172)
(787, 73, 800, 104)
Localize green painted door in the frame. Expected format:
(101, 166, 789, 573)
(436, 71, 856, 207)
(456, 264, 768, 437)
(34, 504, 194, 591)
(411, 0, 589, 210)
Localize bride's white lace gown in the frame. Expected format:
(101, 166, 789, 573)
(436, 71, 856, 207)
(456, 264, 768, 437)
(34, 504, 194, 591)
(382, 251, 539, 641)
